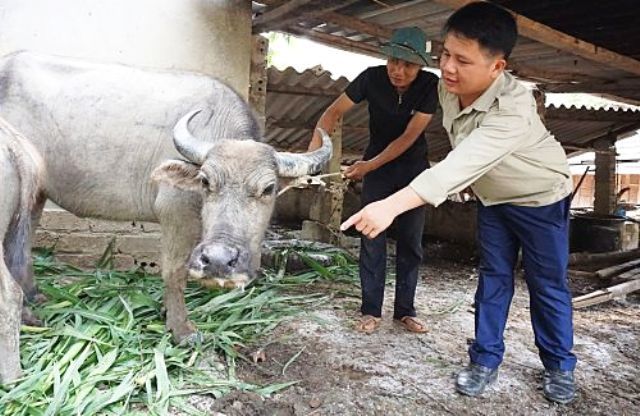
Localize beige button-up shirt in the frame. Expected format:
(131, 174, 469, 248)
(409, 71, 572, 207)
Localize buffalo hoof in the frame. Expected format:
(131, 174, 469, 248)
(32, 293, 49, 305)
(178, 331, 205, 347)
(21, 306, 43, 327)
(169, 320, 204, 346)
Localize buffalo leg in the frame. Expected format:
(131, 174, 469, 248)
(0, 245, 24, 384)
(18, 196, 47, 327)
(155, 187, 202, 344)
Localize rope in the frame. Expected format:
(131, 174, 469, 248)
(276, 172, 346, 197)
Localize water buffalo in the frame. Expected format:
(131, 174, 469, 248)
(0, 51, 331, 381)
(0, 116, 45, 384)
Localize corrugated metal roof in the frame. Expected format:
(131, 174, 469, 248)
(265, 66, 640, 161)
(253, 0, 640, 105)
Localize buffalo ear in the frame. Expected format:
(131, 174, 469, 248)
(151, 160, 202, 191)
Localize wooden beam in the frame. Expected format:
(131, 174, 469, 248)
(543, 81, 640, 95)
(321, 11, 392, 39)
(267, 83, 345, 98)
(565, 122, 640, 153)
(252, 0, 314, 33)
(432, 0, 640, 77)
(253, 0, 358, 34)
(562, 145, 620, 155)
(286, 26, 385, 59)
(569, 248, 640, 267)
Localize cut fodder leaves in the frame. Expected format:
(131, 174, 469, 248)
(0, 248, 357, 415)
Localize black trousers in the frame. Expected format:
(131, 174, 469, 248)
(359, 162, 427, 318)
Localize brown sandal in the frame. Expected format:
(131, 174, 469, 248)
(396, 316, 427, 333)
(356, 315, 381, 334)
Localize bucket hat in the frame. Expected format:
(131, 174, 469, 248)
(380, 26, 431, 66)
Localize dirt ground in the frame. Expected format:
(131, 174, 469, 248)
(184, 254, 639, 416)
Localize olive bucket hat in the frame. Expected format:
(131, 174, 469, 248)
(380, 26, 431, 66)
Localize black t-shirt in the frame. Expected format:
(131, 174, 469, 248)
(345, 66, 438, 166)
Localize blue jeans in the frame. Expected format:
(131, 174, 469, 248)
(470, 197, 577, 371)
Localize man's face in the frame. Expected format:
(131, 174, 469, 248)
(386, 57, 421, 90)
(439, 32, 505, 106)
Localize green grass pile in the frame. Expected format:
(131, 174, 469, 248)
(0, 249, 358, 415)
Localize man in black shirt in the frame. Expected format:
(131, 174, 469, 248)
(307, 27, 438, 333)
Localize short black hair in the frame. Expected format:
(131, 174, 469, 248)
(443, 2, 518, 59)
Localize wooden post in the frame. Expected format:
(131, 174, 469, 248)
(302, 117, 345, 244)
(593, 137, 617, 215)
(327, 116, 343, 179)
(249, 35, 268, 132)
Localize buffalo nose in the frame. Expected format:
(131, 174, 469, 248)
(199, 249, 238, 268)
(197, 244, 241, 273)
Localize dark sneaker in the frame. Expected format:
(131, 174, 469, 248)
(543, 369, 576, 404)
(455, 363, 498, 397)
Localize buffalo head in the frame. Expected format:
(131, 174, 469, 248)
(151, 110, 332, 290)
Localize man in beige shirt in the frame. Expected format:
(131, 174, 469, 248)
(341, 2, 577, 405)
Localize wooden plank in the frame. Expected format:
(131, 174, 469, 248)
(614, 267, 640, 281)
(432, 0, 640, 77)
(568, 269, 597, 279)
(573, 278, 640, 309)
(595, 258, 640, 279)
(253, 0, 358, 34)
(328, 116, 343, 176)
(569, 248, 640, 267)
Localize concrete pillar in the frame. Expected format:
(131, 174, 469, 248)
(0, 0, 252, 97)
(593, 138, 617, 215)
(301, 117, 345, 244)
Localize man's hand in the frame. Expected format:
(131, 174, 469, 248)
(341, 186, 427, 239)
(344, 160, 373, 181)
(340, 199, 396, 239)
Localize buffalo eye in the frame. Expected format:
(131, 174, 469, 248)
(199, 174, 210, 188)
(261, 183, 275, 197)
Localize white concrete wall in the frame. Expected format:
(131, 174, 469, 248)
(0, 0, 251, 97)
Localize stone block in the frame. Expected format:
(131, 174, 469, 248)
(89, 219, 139, 234)
(116, 235, 161, 255)
(54, 254, 101, 269)
(39, 210, 90, 232)
(131, 253, 162, 274)
(55, 234, 114, 254)
(113, 254, 137, 270)
(33, 230, 60, 248)
(139, 222, 162, 233)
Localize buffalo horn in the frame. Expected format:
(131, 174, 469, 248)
(275, 128, 333, 178)
(173, 109, 215, 164)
